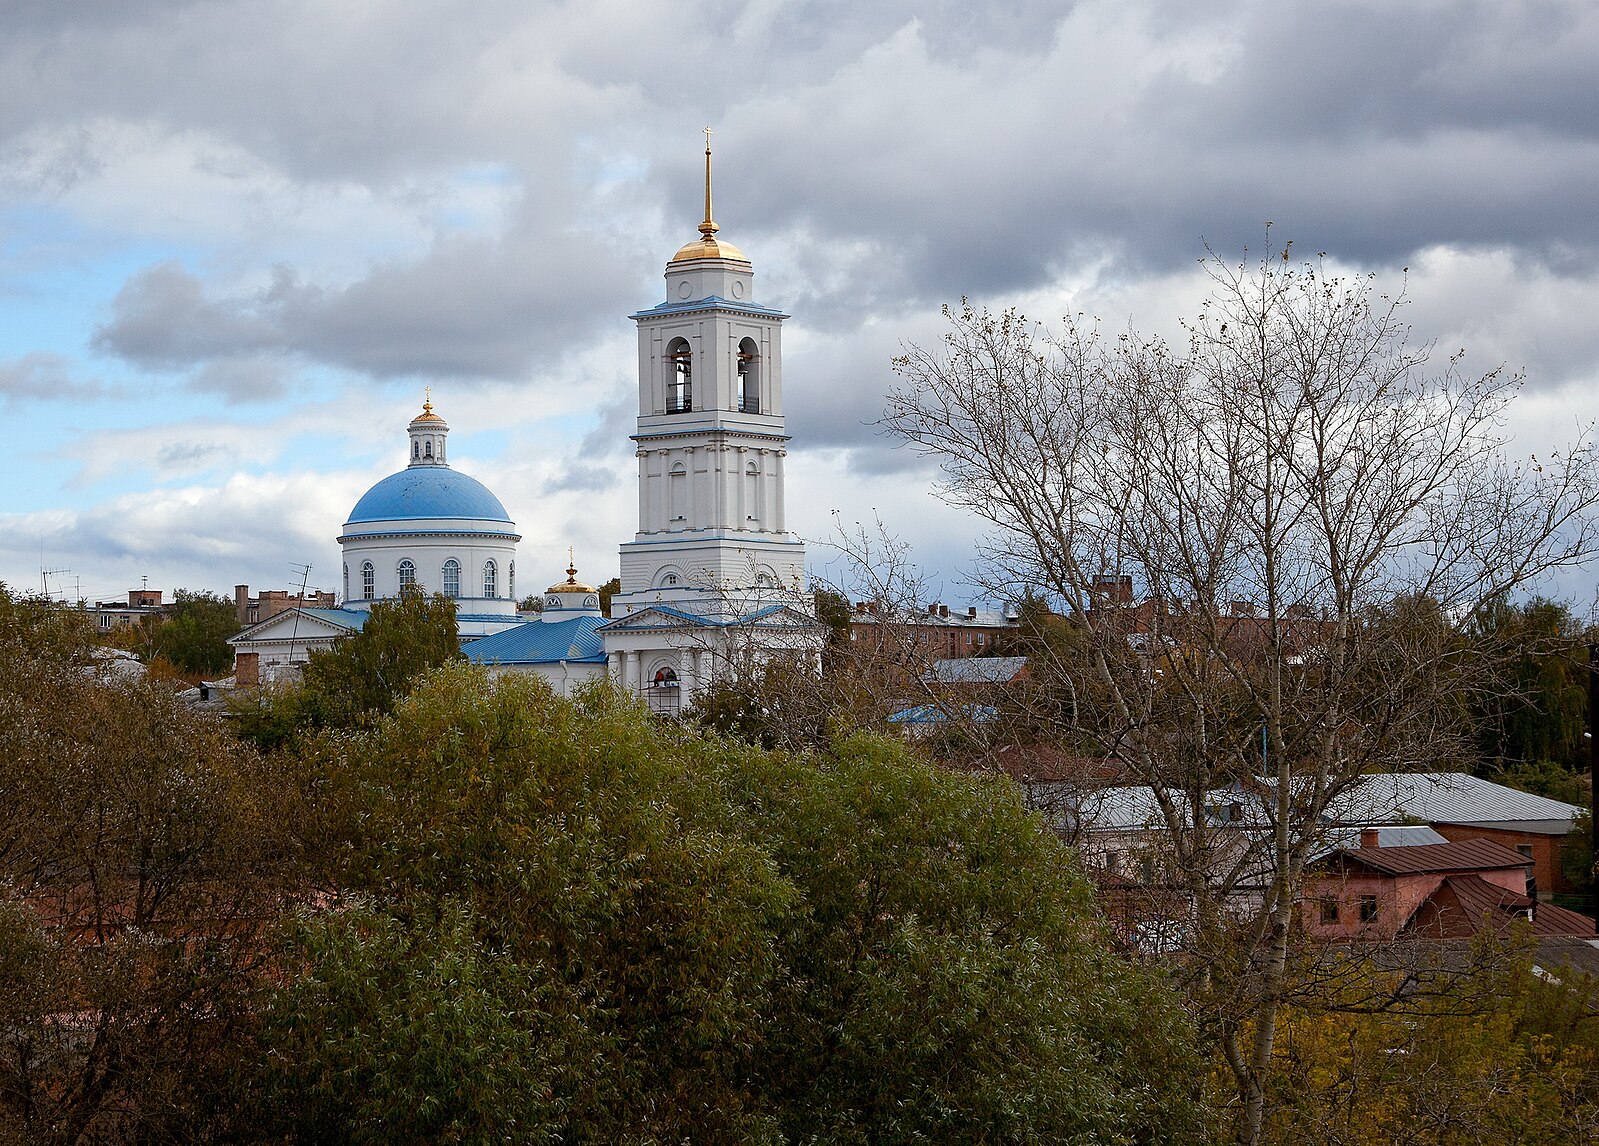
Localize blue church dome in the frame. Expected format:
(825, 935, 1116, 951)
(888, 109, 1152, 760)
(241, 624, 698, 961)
(346, 466, 513, 526)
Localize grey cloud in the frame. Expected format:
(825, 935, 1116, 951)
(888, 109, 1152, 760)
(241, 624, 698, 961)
(542, 465, 621, 495)
(94, 263, 297, 368)
(187, 356, 291, 403)
(93, 220, 639, 383)
(0, 352, 108, 404)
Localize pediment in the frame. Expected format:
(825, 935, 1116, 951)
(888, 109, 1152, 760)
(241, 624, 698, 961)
(230, 608, 364, 646)
(599, 603, 822, 634)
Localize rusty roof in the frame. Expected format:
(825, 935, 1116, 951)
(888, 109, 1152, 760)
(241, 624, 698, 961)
(1337, 838, 1530, 875)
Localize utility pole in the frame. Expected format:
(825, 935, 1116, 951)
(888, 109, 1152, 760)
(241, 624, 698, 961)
(1589, 642, 1598, 933)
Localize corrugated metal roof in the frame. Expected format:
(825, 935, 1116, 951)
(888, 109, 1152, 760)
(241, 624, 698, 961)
(1327, 772, 1582, 834)
(923, 657, 1027, 684)
(1319, 825, 1448, 854)
(886, 703, 998, 725)
(462, 615, 607, 665)
(1339, 838, 1529, 875)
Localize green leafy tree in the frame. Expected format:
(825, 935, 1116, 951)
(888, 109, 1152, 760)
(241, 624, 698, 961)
(0, 585, 298, 1143)
(597, 575, 620, 616)
(148, 588, 241, 676)
(1468, 596, 1590, 772)
(249, 665, 1208, 1143)
(1265, 937, 1599, 1144)
(300, 586, 462, 727)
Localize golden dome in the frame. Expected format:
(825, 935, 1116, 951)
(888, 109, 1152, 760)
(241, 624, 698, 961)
(547, 558, 596, 595)
(410, 391, 446, 423)
(669, 235, 748, 264)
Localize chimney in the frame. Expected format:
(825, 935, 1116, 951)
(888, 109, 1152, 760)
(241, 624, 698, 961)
(968, 606, 978, 619)
(1359, 827, 1381, 849)
(939, 604, 950, 618)
(235, 584, 250, 626)
(928, 603, 939, 617)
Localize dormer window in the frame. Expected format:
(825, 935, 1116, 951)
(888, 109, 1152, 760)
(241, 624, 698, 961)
(737, 338, 759, 413)
(666, 339, 692, 413)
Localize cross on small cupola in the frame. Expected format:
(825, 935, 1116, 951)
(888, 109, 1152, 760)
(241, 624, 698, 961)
(542, 549, 602, 616)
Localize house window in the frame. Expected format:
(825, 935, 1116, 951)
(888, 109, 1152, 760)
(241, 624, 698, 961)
(1104, 850, 1122, 875)
(666, 339, 692, 412)
(737, 337, 759, 412)
(483, 559, 497, 598)
(1358, 895, 1378, 924)
(361, 561, 375, 599)
(442, 559, 460, 598)
(397, 559, 416, 588)
(1319, 897, 1339, 925)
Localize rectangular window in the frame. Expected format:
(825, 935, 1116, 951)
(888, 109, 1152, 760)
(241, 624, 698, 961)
(1319, 897, 1339, 924)
(1358, 895, 1379, 924)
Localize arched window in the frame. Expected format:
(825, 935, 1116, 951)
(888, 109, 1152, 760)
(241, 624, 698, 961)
(508, 561, 515, 599)
(361, 561, 375, 599)
(483, 559, 497, 598)
(668, 461, 687, 523)
(737, 337, 759, 413)
(745, 460, 760, 523)
(423, 440, 433, 458)
(442, 558, 460, 598)
(666, 338, 692, 413)
(343, 562, 349, 599)
(397, 559, 416, 588)
(651, 667, 678, 688)
(412, 441, 419, 459)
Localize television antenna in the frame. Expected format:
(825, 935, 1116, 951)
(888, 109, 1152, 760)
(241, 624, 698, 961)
(41, 566, 70, 600)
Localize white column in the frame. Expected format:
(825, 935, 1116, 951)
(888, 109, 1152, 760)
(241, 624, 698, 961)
(774, 449, 787, 533)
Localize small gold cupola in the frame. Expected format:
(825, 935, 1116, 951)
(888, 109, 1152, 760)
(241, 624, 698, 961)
(406, 389, 449, 466)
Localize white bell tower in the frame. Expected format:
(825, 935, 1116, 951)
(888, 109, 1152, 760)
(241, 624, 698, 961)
(611, 132, 807, 613)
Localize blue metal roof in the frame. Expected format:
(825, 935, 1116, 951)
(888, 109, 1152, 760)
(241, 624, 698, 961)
(346, 466, 513, 525)
(462, 615, 608, 665)
(297, 607, 370, 630)
(630, 296, 787, 320)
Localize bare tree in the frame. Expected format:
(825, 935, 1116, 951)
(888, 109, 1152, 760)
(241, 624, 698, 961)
(883, 244, 1599, 1145)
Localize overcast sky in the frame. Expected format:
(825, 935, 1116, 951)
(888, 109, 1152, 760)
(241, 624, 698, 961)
(4, 0, 1598, 608)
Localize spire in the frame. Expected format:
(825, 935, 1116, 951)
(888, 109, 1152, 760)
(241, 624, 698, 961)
(699, 126, 718, 240)
(668, 129, 745, 265)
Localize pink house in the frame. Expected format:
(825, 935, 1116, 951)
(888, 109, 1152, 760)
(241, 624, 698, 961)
(1302, 838, 1594, 942)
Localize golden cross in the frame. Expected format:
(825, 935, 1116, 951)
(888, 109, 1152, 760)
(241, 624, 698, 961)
(704, 125, 713, 152)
